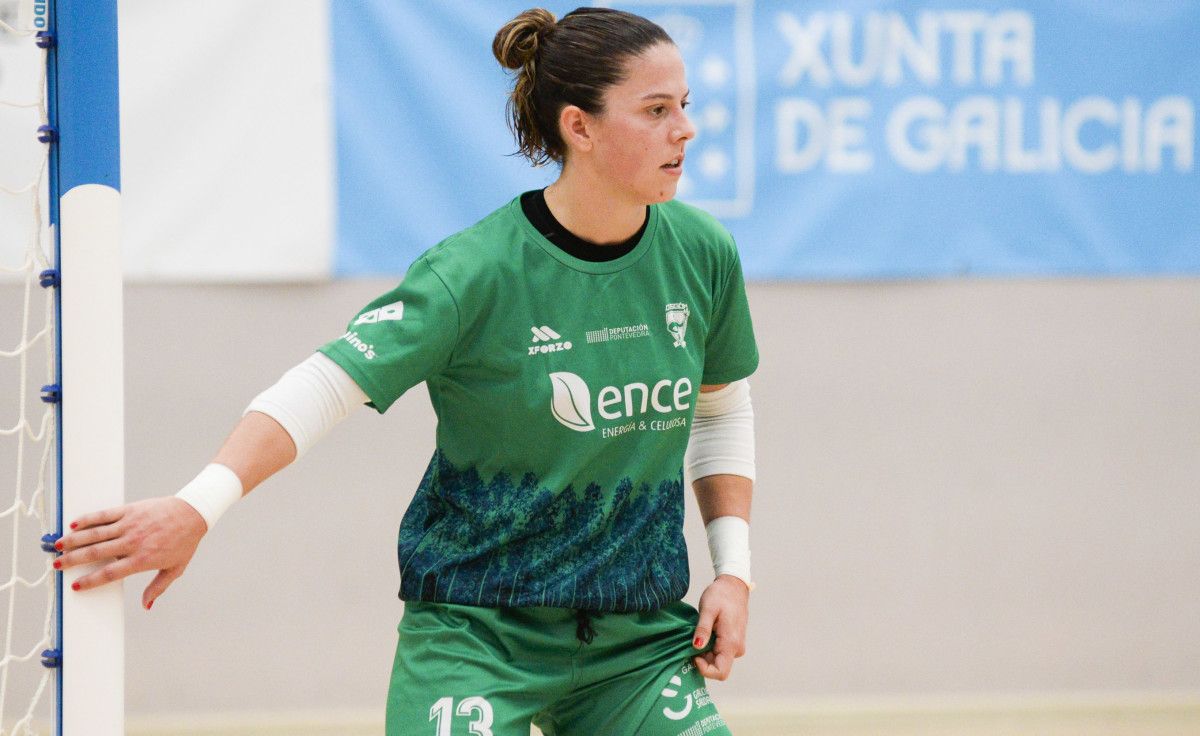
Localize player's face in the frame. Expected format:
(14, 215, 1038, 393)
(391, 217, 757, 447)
(589, 42, 695, 205)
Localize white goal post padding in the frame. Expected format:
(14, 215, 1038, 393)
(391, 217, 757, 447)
(60, 183, 125, 736)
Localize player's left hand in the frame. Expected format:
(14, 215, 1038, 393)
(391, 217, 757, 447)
(691, 574, 749, 680)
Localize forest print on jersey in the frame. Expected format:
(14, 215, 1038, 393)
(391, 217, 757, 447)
(398, 450, 690, 612)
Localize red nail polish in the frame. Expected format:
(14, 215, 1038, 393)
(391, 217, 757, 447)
(71, 582, 81, 591)
(53, 560, 61, 569)
(70, 522, 78, 530)
(146, 599, 154, 610)
(54, 540, 63, 551)
(694, 636, 704, 648)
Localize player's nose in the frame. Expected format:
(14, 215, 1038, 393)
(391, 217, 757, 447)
(674, 110, 696, 142)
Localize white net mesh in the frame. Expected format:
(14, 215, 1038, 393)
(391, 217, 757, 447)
(0, 0, 56, 733)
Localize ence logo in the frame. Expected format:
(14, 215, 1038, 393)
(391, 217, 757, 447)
(548, 371, 693, 433)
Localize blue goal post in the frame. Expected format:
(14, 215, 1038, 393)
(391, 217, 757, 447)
(45, 0, 125, 733)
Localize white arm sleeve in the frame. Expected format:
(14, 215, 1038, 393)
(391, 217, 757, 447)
(684, 378, 756, 483)
(243, 352, 369, 458)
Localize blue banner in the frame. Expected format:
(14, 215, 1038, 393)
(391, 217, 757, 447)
(333, 1, 1199, 279)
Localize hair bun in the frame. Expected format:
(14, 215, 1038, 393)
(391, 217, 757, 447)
(493, 8, 557, 70)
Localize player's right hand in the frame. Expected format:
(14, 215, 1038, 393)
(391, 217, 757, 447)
(55, 496, 208, 610)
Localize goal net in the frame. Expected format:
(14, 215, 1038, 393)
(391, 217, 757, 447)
(0, 0, 57, 732)
(3, 0, 125, 732)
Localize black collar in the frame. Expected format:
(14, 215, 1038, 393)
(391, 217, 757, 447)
(520, 189, 648, 263)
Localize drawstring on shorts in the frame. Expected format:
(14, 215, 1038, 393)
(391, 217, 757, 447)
(574, 609, 602, 645)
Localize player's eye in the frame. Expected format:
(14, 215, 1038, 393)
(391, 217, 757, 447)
(650, 105, 666, 117)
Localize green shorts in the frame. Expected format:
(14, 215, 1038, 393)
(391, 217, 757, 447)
(387, 600, 733, 736)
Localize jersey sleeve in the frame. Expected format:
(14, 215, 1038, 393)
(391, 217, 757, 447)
(701, 240, 759, 385)
(318, 256, 458, 413)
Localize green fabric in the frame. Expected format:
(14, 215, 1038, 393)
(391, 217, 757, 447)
(320, 196, 758, 612)
(387, 601, 732, 736)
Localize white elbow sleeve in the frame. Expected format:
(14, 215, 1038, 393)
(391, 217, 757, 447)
(685, 379, 756, 483)
(244, 352, 368, 458)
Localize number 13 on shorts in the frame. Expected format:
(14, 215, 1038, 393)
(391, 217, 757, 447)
(430, 696, 495, 736)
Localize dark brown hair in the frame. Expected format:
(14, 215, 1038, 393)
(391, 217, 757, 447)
(493, 7, 673, 166)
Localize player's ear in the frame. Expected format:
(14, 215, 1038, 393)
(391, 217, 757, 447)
(559, 105, 594, 155)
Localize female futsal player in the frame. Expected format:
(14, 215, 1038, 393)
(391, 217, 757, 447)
(57, 8, 758, 734)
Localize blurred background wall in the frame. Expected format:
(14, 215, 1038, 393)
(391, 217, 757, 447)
(1, 0, 1198, 733)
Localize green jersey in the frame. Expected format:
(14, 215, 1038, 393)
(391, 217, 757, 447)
(320, 196, 758, 612)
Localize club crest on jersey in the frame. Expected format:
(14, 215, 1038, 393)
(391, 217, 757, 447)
(665, 303, 689, 348)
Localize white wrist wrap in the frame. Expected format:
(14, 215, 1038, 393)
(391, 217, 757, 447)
(244, 352, 368, 458)
(175, 463, 243, 531)
(685, 379, 755, 483)
(706, 516, 754, 591)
